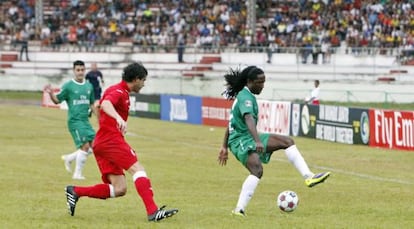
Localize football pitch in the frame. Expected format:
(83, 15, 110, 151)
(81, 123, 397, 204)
(0, 104, 413, 228)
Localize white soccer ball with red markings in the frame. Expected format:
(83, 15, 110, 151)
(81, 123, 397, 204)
(277, 190, 299, 212)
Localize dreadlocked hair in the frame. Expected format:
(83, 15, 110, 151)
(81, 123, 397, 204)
(222, 66, 263, 100)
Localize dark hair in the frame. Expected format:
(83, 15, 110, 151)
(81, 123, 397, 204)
(73, 60, 85, 68)
(122, 62, 148, 82)
(222, 65, 264, 99)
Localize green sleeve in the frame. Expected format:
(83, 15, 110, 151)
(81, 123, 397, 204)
(56, 83, 68, 103)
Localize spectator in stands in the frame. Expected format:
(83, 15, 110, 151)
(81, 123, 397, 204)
(86, 28, 98, 52)
(51, 31, 63, 51)
(1, 0, 412, 58)
(321, 38, 331, 63)
(311, 40, 321, 64)
(266, 40, 278, 64)
(131, 29, 145, 52)
(19, 28, 30, 61)
(177, 31, 186, 63)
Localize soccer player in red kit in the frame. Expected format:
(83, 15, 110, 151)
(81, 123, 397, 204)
(65, 62, 179, 222)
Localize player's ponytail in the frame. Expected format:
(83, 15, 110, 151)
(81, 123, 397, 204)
(222, 66, 262, 99)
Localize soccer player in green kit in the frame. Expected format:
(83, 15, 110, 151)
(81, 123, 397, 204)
(218, 66, 330, 216)
(45, 60, 98, 180)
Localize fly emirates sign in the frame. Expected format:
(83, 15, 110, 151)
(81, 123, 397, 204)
(370, 109, 414, 151)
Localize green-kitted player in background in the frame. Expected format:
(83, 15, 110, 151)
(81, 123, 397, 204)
(218, 66, 331, 217)
(45, 60, 98, 180)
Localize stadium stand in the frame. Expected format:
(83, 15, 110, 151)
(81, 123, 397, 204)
(0, 0, 412, 81)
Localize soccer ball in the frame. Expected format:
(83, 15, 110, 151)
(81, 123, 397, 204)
(277, 190, 299, 212)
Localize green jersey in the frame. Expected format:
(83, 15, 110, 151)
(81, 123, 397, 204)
(227, 87, 271, 165)
(56, 79, 95, 127)
(228, 87, 258, 142)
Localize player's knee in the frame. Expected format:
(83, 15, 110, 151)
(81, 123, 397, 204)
(285, 137, 295, 147)
(115, 186, 127, 197)
(255, 169, 263, 179)
(249, 164, 263, 178)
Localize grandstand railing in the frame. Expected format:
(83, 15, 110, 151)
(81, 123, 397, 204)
(0, 41, 411, 61)
(271, 88, 414, 104)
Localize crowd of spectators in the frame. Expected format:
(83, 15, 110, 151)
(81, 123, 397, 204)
(0, 0, 413, 62)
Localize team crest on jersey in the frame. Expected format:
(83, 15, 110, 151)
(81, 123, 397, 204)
(244, 100, 252, 107)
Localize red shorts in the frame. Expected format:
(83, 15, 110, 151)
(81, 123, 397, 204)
(312, 100, 320, 105)
(93, 142, 138, 184)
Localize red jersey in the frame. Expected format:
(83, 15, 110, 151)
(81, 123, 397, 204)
(94, 81, 130, 146)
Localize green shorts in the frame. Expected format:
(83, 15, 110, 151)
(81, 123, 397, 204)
(228, 133, 271, 166)
(68, 123, 95, 148)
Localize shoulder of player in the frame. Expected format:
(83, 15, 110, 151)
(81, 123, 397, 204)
(105, 85, 126, 95)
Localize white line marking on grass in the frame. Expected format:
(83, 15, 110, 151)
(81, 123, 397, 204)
(128, 131, 414, 185)
(273, 158, 414, 185)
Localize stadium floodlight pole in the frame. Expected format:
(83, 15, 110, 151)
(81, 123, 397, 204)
(247, 0, 257, 46)
(35, 0, 44, 39)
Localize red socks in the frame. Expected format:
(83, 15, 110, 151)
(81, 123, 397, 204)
(135, 177, 158, 215)
(72, 175, 158, 215)
(74, 184, 110, 199)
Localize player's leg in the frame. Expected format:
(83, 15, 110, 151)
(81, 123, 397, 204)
(127, 161, 178, 222)
(267, 135, 313, 178)
(233, 152, 262, 216)
(267, 134, 330, 187)
(64, 153, 122, 216)
(65, 178, 119, 216)
(72, 142, 90, 179)
(61, 149, 79, 173)
(72, 127, 95, 179)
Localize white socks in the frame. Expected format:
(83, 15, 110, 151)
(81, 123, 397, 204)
(73, 150, 88, 178)
(235, 175, 260, 212)
(132, 171, 147, 182)
(65, 149, 80, 162)
(284, 145, 313, 179)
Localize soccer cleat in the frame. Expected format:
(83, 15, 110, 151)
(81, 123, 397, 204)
(61, 155, 72, 173)
(65, 186, 79, 216)
(305, 172, 331, 187)
(148, 205, 179, 222)
(231, 209, 246, 217)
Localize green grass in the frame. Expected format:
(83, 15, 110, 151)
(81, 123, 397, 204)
(0, 91, 43, 100)
(0, 104, 413, 228)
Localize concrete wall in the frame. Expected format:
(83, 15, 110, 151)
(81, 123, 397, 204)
(1, 51, 413, 103)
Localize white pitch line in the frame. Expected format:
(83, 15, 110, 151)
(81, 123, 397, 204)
(272, 158, 414, 185)
(127, 131, 414, 185)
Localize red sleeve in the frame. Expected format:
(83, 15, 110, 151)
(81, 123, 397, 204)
(104, 89, 122, 106)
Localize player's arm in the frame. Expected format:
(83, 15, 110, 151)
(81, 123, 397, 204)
(100, 100, 126, 134)
(44, 84, 59, 104)
(305, 96, 315, 103)
(91, 103, 100, 120)
(218, 127, 229, 166)
(244, 113, 264, 153)
(99, 73, 104, 86)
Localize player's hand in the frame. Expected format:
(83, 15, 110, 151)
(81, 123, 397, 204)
(218, 146, 228, 166)
(44, 84, 52, 93)
(255, 141, 264, 153)
(116, 116, 127, 135)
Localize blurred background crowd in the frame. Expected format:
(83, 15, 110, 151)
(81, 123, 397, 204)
(0, 0, 412, 57)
